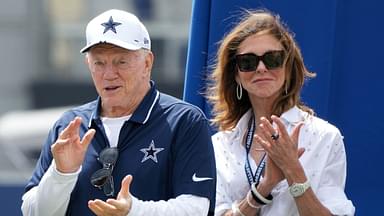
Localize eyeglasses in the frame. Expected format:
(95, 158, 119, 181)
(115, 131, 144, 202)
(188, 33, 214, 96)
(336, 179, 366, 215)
(90, 147, 119, 196)
(235, 50, 285, 72)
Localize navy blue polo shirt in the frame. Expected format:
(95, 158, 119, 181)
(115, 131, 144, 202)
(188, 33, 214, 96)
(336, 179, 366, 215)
(25, 81, 216, 215)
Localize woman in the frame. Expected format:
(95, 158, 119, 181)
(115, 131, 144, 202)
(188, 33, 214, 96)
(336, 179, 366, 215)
(208, 10, 355, 216)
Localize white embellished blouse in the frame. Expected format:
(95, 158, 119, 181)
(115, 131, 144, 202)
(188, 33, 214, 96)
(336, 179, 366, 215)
(213, 106, 355, 216)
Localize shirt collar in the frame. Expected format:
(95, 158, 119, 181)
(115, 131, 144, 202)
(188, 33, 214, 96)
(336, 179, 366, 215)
(280, 106, 307, 126)
(229, 109, 253, 142)
(88, 98, 102, 128)
(130, 81, 159, 124)
(237, 109, 253, 133)
(89, 80, 159, 126)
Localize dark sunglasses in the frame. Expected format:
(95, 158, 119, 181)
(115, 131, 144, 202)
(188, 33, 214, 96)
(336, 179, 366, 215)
(235, 50, 285, 72)
(90, 147, 119, 196)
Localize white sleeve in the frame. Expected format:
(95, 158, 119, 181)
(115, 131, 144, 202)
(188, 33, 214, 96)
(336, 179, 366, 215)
(316, 134, 355, 215)
(21, 161, 80, 216)
(128, 194, 210, 216)
(21, 162, 209, 216)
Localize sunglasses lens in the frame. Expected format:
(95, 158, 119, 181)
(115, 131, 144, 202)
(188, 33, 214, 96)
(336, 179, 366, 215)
(236, 54, 257, 72)
(99, 147, 119, 164)
(90, 168, 111, 187)
(236, 50, 285, 72)
(91, 147, 119, 196)
(103, 176, 115, 196)
(263, 51, 285, 69)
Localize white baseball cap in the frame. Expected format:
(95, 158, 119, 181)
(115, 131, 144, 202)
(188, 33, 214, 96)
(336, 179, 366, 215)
(80, 9, 151, 53)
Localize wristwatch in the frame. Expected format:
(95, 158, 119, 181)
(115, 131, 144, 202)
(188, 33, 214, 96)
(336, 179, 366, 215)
(289, 180, 310, 197)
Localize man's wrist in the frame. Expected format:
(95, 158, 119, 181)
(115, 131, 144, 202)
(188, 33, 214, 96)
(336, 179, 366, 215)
(126, 195, 137, 216)
(51, 161, 81, 183)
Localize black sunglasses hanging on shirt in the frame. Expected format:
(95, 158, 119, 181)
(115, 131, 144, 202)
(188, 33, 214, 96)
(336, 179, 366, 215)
(90, 147, 119, 196)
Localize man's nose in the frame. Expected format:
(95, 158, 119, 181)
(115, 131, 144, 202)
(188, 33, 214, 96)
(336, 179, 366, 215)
(103, 63, 118, 78)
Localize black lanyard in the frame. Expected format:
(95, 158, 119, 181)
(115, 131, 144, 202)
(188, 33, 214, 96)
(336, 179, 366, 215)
(244, 115, 267, 187)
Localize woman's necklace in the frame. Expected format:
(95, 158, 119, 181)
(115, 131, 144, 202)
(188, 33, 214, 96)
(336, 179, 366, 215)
(253, 147, 265, 151)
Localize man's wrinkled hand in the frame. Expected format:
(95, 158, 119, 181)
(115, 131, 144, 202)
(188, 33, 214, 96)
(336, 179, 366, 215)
(88, 175, 133, 216)
(51, 116, 95, 173)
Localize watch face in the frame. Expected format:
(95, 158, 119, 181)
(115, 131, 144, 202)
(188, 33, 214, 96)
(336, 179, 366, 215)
(289, 181, 310, 197)
(290, 184, 305, 197)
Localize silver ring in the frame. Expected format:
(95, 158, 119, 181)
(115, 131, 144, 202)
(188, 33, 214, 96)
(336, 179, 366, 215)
(271, 132, 279, 140)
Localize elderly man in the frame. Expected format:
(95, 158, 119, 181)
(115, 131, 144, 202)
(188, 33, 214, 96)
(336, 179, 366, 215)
(21, 9, 216, 216)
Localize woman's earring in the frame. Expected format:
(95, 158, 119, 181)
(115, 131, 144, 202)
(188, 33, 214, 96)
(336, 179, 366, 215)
(284, 82, 288, 95)
(236, 83, 243, 100)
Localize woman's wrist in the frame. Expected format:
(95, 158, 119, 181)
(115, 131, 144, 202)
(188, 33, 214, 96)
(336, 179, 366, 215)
(246, 190, 262, 209)
(282, 162, 307, 185)
(251, 183, 273, 205)
(231, 200, 245, 216)
(234, 195, 261, 216)
(256, 179, 274, 197)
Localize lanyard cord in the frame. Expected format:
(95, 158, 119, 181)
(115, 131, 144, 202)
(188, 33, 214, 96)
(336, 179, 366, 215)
(244, 115, 267, 187)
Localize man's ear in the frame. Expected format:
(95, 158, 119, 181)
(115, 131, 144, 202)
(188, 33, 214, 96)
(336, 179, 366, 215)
(144, 51, 154, 75)
(84, 54, 93, 72)
(84, 54, 89, 66)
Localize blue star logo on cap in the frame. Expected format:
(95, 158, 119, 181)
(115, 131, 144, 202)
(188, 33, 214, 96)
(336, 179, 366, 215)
(101, 16, 122, 34)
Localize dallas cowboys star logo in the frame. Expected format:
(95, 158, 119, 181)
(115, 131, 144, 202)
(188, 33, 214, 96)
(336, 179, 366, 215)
(140, 140, 164, 163)
(101, 16, 122, 34)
